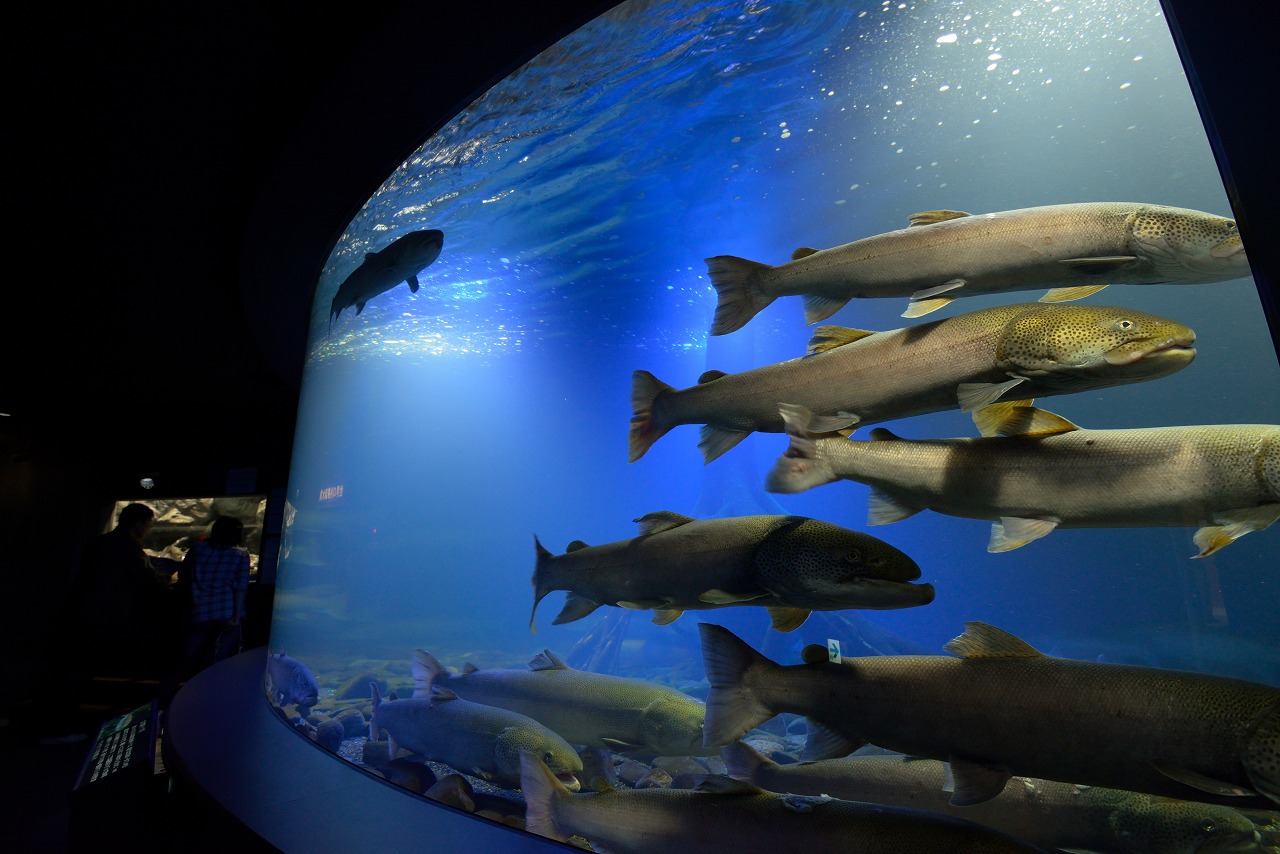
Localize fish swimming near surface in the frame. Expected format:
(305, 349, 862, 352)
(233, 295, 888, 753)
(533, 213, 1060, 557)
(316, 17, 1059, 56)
(266, 652, 320, 713)
(765, 402, 1280, 556)
(698, 621, 1280, 810)
(630, 302, 1195, 463)
(531, 511, 933, 634)
(722, 742, 1263, 854)
(413, 648, 713, 756)
(706, 202, 1248, 334)
(520, 752, 1053, 854)
(328, 228, 444, 332)
(368, 671, 582, 791)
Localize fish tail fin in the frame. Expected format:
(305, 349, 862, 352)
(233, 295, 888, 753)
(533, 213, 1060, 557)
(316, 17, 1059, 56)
(720, 740, 774, 783)
(698, 623, 778, 747)
(629, 370, 676, 462)
(520, 752, 570, 842)
(764, 403, 839, 494)
(530, 535, 557, 633)
(411, 649, 444, 698)
(706, 255, 774, 335)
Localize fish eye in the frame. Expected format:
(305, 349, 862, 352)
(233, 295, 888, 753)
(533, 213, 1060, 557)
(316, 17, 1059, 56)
(1201, 819, 1215, 832)
(844, 549, 862, 563)
(1224, 221, 1237, 231)
(543, 751, 554, 763)
(1114, 319, 1135, 331)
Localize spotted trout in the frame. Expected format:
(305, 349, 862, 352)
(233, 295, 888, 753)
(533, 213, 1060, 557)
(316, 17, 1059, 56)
(630, 302, 1195, 463)
(413, 648, 713, 756)
(520, 752, 1053, 854)
(706, 202, 1249, 334)
(531, 511, 932, 634)
(699, 622, 1280, 810)
(765, 402, 1280, 556)
(722, 743, 1263, 854)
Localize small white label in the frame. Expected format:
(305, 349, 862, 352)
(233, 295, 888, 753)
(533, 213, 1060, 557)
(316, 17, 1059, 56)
(827, 639, 841, 662)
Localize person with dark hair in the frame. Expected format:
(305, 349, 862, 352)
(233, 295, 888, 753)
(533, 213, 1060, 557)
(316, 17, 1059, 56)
(159, 516, 251, 707)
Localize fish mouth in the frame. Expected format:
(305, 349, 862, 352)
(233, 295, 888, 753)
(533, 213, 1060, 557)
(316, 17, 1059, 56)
(557, 772, 582, 792)
(1104, 336, 1197, 367)
(1198, 829, 1261, 853)
(1209, 235, 1245, 259)
(837, 579, 935, 610)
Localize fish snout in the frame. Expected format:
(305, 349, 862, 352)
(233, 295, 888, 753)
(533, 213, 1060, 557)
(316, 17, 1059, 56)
(558, 772, 582, 792)
(1210, 235, 1246, 259)
(1104, 334, 1197, 367)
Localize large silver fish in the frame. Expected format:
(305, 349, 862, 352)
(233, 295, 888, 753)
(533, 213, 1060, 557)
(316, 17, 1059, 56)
(765, 402, 1280, 556)
(329, 228, 444, 332)
(368, 678, 582, 791)
(706, 202, 1248, 334)
(722, 743, 1263, 854)
(413, 648, 713, 756)
(531, 511, 933, 634)
(698, 622, 1280, 810)
(630, 302, 1195, 463)
(520, 752, 1052, 854)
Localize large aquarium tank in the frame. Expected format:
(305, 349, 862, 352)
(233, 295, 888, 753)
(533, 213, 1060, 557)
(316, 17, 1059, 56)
(265, 0, 1280, 850)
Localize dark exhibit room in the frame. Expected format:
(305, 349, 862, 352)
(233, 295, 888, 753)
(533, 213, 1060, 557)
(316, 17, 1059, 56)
(2, 1, 1278, 852)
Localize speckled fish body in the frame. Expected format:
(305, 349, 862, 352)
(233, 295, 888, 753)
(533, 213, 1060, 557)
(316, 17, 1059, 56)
(706, 201, 1248, 333)
(629, 302, 1195, 463)
(721, 745, 1263, 854)
(414, 648, 713, 756)
(699, 622, 1280, 810)
(329, 228, 444, 330)
(520, 753, 1052, 854)
(531, 511, 932, 634)
(368, 683, 581, 790)
(765, 404, 1280, 556)
(266, 652, 320, 710)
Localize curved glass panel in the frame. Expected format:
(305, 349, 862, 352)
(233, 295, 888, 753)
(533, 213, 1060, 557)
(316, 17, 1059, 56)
(268, 0, 1280, 849)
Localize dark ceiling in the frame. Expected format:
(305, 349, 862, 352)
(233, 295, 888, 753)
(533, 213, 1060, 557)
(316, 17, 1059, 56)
(3, 0, 1277, 496)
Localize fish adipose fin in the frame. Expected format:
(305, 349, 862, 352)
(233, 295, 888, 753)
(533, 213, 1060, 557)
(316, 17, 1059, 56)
(867, 488, 922, 526)
(806, 325, 878, 355)
(635, 510, 697, 536)
(411, 649, 447, 698)
(767, 606, 812, 632)
(528, 649, 571, 672)
(1039, 284, 1110, 303)
(944, 621, 1045, 659)
(908, 210, 972, 226)
(706, 255, 776, 335)
(699, 425, 751, 464)
(698, 623, 779, 747)
(1152, 762, 1259, 798)
(1058, 256, 1140, 276)
(764, 404, 840, 494)
(651, 608, 684, 625)
(552, 591, 603, 625)
(803, 718, 866, 761)
(629, 370, 677, 462)
(1193, 504, 1280, 557)
(803, 294, 851, 326)
(989, 517, 1059, 552)
(972, 401, 1079, 438)
(947, 758, 1013, 806)
(901, 296, 955, 318)
(957, 378, 1029, 413)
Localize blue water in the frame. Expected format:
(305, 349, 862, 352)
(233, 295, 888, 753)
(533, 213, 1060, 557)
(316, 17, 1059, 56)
(271, 0, 1280, 701)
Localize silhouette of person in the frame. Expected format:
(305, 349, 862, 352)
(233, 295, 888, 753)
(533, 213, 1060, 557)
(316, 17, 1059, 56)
(160, 516, 250, 707)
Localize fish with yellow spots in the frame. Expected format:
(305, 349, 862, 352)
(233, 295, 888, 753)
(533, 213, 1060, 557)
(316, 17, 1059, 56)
(706, 202, 1249, 334)
(630, 302, 1195, 463)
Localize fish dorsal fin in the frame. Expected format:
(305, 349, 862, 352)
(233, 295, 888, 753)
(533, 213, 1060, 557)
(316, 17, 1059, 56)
(1039, 284, 1110, 303)
(635, 511, 697, 536)
(901, 296, 954, 318)
(462, 662, 479, 674)
(698, 369, 729, 384)
(1058, 256, 1139, 276)
(806, 325, 877, 355)
(566, 540, 591, 552)
(909, 210, 971, 226)
(791, 247, 821, 261)
(430, 685, 459, 702)
(651, 608, 684, 626)
(868, 427, 901, 441)
(697, 775, 764, 796)
(802, 294, 850, 325)
(700, 588, 768, 605)
(971, 401, 1079, 437)
(528, 649, 571, 672)
(767, 606, 812, 632)
(944, 621, 1045, 659)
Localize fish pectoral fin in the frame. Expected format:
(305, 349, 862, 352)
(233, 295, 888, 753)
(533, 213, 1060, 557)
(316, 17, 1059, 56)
(867, 488, 922, 526)
(802, 719, 866, 761)
(766, 607, 811, 632)
(806, 325, 877, 355)
(988, 517, 1059, 552)
(947, 758, 1012, 806)
(910, 279, 966, 301)
(552, 592, 603, 625)
(908, 210, 972, 226)
(1059, 256, 1140, 276)
(901, 296, 954, 318)
(957, 378, 1030, 413)
(650, 608, 684, 626)
(355, 301, 367, 315)
(1039, 284, 1109, 303)
(803, 294, 851, 326)
(971, 401, 1079, 438)
(599, 737, 645, 751)
(699, 589, 768, 605)
(943, 621, 1045, 659)
(634, 511, 697, 536)
(806, 411, 861, 434)
(1152, 762, 1259, 798)
(408, 275, 420, 292)
(1193, 505, 1280, 557)
(699, 425, 752, 464)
